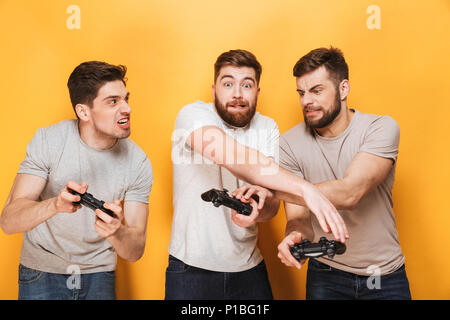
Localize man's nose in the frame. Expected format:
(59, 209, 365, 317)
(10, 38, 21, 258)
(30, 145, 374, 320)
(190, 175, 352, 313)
(121, 101, 132, 114)
(301, 92, 313, 107)
(232, 85, 243, 99)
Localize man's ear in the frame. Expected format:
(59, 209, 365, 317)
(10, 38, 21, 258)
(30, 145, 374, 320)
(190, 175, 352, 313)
(75, 103, 90, 121)
(339, 79, 350, 101)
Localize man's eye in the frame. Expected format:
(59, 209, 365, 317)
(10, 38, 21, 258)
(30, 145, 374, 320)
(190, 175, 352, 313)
(298, 92, 305, 97)
(243, 83, 251, 89)
(224, 83, 232, 87)
(313, 90, 321, 94)
(110, 99, 117, 104)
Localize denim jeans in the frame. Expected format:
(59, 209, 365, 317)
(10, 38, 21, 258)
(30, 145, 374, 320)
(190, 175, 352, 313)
(165, 255, 273, 300)
(18, 264, 116, 300)
(306, 259, 412, 300)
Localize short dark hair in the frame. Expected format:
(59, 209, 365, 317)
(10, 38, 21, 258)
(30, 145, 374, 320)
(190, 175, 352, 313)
(293, 47, 348, 86)
(214, 49, 262, 84)
(67, 61, 127, 114)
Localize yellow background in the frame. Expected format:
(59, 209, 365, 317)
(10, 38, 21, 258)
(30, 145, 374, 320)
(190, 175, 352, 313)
(0, 0, 449, 299)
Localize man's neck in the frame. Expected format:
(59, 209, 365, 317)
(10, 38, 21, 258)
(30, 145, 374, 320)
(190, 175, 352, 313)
(78, 121, 118, 150)
(315, 106, 354, 138)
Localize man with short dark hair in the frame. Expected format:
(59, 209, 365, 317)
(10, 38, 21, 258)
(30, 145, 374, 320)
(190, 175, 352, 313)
(276, 47, 411, 300)
(0, 61, 153, 300)
(166, 49, 347, 300)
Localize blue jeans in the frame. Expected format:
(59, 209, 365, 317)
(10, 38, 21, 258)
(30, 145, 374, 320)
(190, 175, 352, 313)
(18, 264, 116, 300)
(306, 259, 412, 300)
(165, 255, 273, 300)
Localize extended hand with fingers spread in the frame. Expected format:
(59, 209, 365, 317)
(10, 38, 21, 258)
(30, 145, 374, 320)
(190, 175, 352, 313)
(302, 184, 349, 243)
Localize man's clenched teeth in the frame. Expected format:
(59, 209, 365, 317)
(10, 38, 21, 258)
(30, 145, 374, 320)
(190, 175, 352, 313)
(117, 117, 130, 129)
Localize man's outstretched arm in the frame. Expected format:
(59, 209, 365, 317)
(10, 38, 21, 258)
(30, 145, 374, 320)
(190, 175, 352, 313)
(275, 152, 394, 210)
(187, 125, 349, 242)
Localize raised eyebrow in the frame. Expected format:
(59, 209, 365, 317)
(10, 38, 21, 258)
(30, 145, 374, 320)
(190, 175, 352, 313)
(220, 75, 234, 82)
(220, 75, 256, 84)
(242, 77, 256, 84)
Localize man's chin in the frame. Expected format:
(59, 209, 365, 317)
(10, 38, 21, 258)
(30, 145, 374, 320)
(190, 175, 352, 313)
(115, 129, 131, 139)
(225, 114, 253, 127)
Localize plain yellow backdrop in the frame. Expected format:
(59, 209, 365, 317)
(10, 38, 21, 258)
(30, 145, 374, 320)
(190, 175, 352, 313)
(0, 0, 449, 299)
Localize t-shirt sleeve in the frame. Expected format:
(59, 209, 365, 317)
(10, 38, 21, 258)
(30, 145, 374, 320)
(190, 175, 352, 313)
(279, 135, 305, 179)
(124, 155, 153, 204)
(359, 116, 400, 163)
(17, 128, 50, 180)
(173, 102, 220, 152)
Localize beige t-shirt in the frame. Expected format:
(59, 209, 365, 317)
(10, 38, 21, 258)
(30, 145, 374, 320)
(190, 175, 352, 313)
(279, 109, 405, 276)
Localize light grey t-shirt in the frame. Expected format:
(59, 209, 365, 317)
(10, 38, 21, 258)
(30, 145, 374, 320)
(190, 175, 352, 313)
(169, 101, 279, 272)
(18, 119, 153, 274)
(279, 109, 405, 276)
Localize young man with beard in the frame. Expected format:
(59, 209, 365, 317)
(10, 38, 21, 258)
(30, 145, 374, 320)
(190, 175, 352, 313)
(166, 49, 348, 300)
(0, 61, 153, 300)
(276, 47, 411, 300)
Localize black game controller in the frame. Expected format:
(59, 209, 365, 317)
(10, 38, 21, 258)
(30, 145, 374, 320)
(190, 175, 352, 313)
(69, 189, 115, 217)
(201, 188, 253, 216)
(290, 237, 346, 261)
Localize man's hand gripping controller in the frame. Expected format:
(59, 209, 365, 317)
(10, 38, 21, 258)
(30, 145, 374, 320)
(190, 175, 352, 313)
(69, 189, 115, 217)
(290, 237, 346, 261)
(201, 188, 252, 216)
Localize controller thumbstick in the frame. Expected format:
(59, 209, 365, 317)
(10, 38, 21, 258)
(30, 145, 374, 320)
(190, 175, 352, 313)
(301, 239, 310, 244)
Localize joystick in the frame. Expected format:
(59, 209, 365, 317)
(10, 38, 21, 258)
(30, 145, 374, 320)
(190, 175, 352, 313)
(201, 188, 252, 216)
(69, 189, 115, 217)
(290, 237, 346, 261)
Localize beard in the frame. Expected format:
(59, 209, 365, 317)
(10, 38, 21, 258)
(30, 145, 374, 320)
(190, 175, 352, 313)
(303, 90, 342, 129)
(214, 94, 257, 128)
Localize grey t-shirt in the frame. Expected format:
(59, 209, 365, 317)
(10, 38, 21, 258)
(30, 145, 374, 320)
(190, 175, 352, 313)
(18, 119, 153, 274)
(169, 101, 279, 272)
(279, 109, 405, 276)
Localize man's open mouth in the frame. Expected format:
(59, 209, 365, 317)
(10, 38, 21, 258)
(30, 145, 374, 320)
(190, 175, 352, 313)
(117, 117, 130, 128)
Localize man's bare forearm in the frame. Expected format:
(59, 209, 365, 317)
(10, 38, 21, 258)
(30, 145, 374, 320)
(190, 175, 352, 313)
(286, 216, 314, 241)
(0, 197, 57, 235)
(315, 180, 358, 210)
(107, 226, 146, 262)
(273, 190, 307, 207)
(194, 127, 310, 204)
(276, 180, 354, 210)
(256, 196, 280, 222)
(223, 158, 310, 206)
(307, 152, 395, 210)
